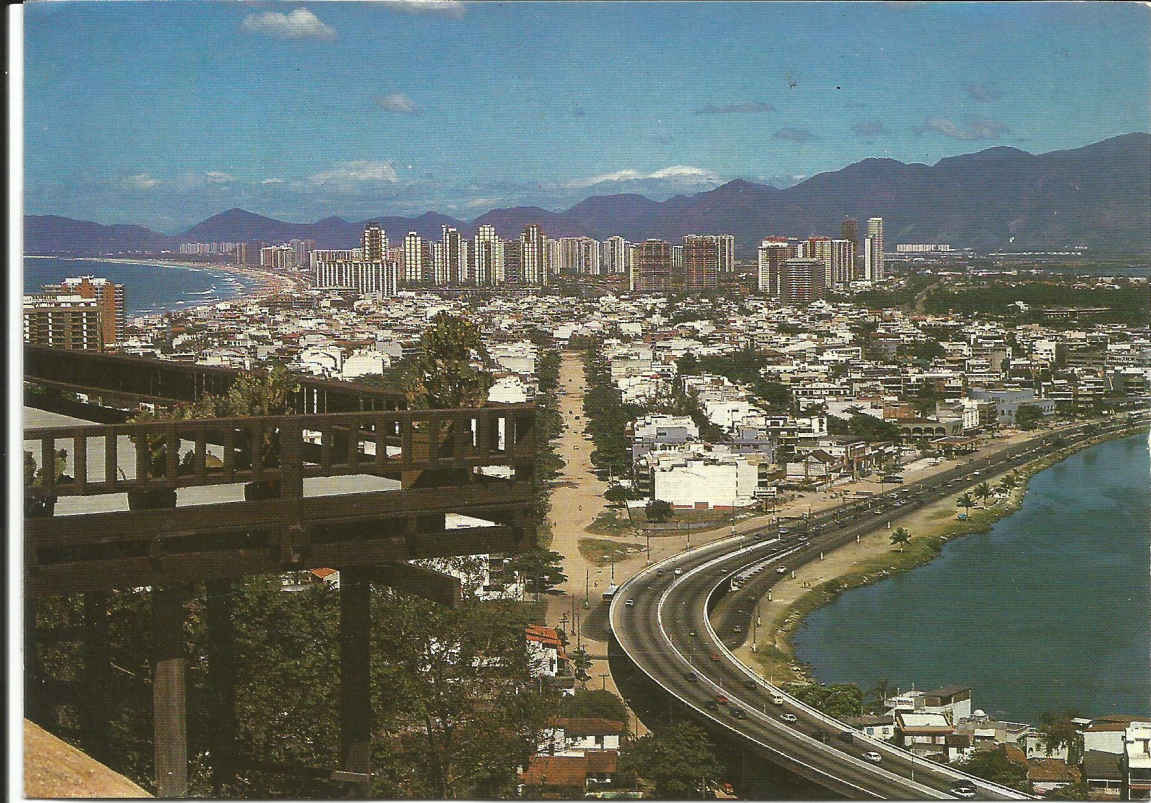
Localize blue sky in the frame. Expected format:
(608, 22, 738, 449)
(23, 1, 1151, 232)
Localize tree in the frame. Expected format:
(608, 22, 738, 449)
(1039, 710, 1083, 765)
(783, 682, 865, 719)
(890, 527, 911, 551)
(868, 678, 892, 714)
(1016, 403, 1044, 431)
(568, 648, 593, 685)
(913, 383, 939, 418)
(559, 689, 628, 723)
(958, 747, 1031, 793)
(645, 499, 674, 523)
(1044, 780, 1089, 800)
(619, 722, 723, 800)
(675, 351, 699, 376)
(402, 312, 492, 409)
(604, 485, 632, 505)
(505, 549, 567, 600)
(974, 481, 993, 506)
(956, 492, 975, 516)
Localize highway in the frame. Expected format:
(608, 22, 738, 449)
(610, 417, 1147, 799)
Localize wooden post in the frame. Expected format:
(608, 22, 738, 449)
(206, 579, 236, 795)
(25, 597, 47, 726)
(82, 592, 111, 764)
(153, 585, 190, 798)
(339, 568, 372, 797)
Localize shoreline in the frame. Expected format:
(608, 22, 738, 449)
(27, 255, 305, 319)
(739, 423, 1151, 689)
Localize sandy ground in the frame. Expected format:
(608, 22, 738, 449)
(23, 720, 150, 798)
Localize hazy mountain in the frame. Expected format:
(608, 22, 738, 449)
(24, 133, 1151, 256)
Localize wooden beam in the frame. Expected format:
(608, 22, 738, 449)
(153, 585, 190, 798)
(339, 568, 372, 797)
(370, 562, 462, 607)
(206, 579, 236, 795)
(82, 592, 112, 765)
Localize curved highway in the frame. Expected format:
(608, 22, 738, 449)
(610, 419, 1146, 799)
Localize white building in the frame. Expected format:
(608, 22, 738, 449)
(341, 348, 391, 379)
(650, 453, 760, 509)
(867, 217, 885, 281)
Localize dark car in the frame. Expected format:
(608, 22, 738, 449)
(730, 707, 746, 719)
(709, 651, 721, 661)
(743, 679, 757, 690)
(704, 699, 720, 712)
(685, 671, 699, 683)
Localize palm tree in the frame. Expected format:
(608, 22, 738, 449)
(956, 492, 975, 517)
(974, 481, 993, 506)
(890, 527, 911, 551)
(868, 678, 893, 714)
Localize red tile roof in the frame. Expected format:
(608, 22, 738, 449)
(555, 717, 626, 736)
(520, 756, 589, 788)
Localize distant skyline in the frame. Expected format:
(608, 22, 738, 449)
(23, 1, 1151, 232)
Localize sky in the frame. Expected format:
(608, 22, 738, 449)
(22, 0, 1151, 233)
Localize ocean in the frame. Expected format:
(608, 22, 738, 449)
(792, 431, 1151, 724)
(23, 257, 265, 317)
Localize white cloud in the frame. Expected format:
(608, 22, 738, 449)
(261, 178, 286, 185)
(308, 160, 400, 188)
(372, 0, 466, 18)
(241, 8, 336, 40)
(375, 92, 418, 114)
(914, 115, 1010, 140)
(204, 171, 234, 184)
(118, 173, 160, 190)
(566, 164, 719, 189)
(464, 197, 503, 208)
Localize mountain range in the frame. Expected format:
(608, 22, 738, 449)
(25, 133, 1151, 257)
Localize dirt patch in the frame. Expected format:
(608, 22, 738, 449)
(23, 719, 151, 798)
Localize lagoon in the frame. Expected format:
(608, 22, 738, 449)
(792, 432, 1151, 724)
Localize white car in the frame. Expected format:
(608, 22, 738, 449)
(862, 751, 883, 764)
(625, 599, 635, 607)
(674, 568, 684, 576)
(771, 695, 785, 705)
(949, 783, 977, 799)
(779, 713, 798, 724)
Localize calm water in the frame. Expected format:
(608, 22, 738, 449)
(24, 257, 264, 316)
(793, 432, 1151, 724)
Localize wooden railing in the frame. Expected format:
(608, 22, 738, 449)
(23, 405, 536, 498)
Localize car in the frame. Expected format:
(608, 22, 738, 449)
(625, 599, 635, 607)
(778, 528, 789, 535)
(861, 751, 883, 764)
(709, 651, 720, 661)
(704, 699, 720, 712)
(776, 566, 788, 575)
(674, 568, 684, 576)
(949, 782, 977, 799)
(689, 630, 697, 637)
(685, 671, 698, 683)
(730, 707, 746, 719)
(779, 713, 798, 724)
(731, 624, 743, 634)
(771, 695, 785, 705)
(743, 679, 757, 690)
(714, 694, 729, 705)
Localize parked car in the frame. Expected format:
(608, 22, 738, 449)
(674, 567, 684, 576)
(730, 707, 746, 719)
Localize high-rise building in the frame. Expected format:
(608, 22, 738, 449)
(260, 245, 298, 271)
(361, 223, 388, 261)
(601, 236, 628, 274)
(840, 219, 859, 249)
(402, 232, 431, 285)
(312, 260, 399, 296)
(503, 238, 522, 283)
(632, 239, 672, 293)
(779, 258, 826, 306)
(23, 295, 103, 350)
(520, 224, 549, 285)
(40, 275, 125, 345)
(472, 224, 505, 285)
(310, 248, 362, 264)
(436, 226, 466, 284)
(867, 217, 885, 281)
(799, 237, 854, 288)
(756, 238, 791, 295)
(291, 239, 316, 269)
(714, 234, 735, 273)
(682, 235, 720, 292)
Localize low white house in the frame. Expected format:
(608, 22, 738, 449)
(341, 348, 391, 379)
